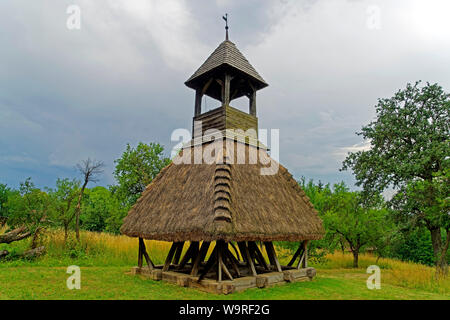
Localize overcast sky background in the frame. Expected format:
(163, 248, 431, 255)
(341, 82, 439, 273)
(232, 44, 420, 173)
(1, 0, 450, 189)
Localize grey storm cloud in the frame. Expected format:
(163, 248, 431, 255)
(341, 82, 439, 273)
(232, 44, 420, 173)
(1, 0, 450, 188)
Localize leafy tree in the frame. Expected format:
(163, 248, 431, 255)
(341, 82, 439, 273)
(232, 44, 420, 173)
(299, 179, 392, 266)
(47, 178, 80, 242)
(392, 168, 449, 272)
(80, 186, 126, 234)
(113, 142, 170, 206)
(390, 227, 435, 266)
(0, 184, 11, 227)
(342, 81, 450, 274)
(298, 178, 341, 253)
(321, 183, 390, 268)
(4, 178, 51, 248)
(105, 185, 130, 234)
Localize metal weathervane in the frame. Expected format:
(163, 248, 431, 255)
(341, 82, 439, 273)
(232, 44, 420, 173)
(223, 13, 229, 40)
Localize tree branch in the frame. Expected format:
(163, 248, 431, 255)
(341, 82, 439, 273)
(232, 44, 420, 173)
(0, 226, 32, 244)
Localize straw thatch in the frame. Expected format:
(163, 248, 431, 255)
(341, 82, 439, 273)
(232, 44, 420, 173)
(121, 141, 324, 242)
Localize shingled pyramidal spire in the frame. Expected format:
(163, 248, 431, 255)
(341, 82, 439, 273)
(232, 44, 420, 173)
(120, 19, 324, 293)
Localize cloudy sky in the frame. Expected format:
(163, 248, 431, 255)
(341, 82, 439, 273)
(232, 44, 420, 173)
(1, 0, 450, 189)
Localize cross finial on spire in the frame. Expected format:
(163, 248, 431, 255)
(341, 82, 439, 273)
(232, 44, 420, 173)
(222, 13, 229, 40)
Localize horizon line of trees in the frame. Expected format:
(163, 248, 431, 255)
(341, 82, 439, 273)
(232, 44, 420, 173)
(0, 142, 170, 259)
(0, 81, 449, 276)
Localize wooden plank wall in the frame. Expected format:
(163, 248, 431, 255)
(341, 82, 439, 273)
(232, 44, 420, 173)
(193, 105, 258, 138)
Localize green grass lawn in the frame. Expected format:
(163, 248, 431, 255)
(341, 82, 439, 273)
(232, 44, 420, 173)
(0, 266, 447, 300)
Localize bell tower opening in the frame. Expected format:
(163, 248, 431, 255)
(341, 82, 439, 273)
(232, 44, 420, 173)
(185, 31, 268, 139)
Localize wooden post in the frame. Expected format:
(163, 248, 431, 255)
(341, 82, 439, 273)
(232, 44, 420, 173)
(190, 241, 210, 276)
(216, 241, 233, 282)
(138, 237, 143, 268)
(296, 241, 309, 269)
(194, 89, 202, 116)
(216, 78, 224, 103)
(303, 240, 309, 268)
(249, 241, 269, 270)
(140, 238, 154, 270)
(237, 242, 248, 264)
(173, 241, 185, 265)
(178, 241, 199, 269)
(223, 74, 231, 106)
(163, 242, 177, 272)
(288, 241, 304, 267)
(220, 258, 234, 281)
(264, 242, 282, 272)
(223, 245, 241, 277)
(239, 241, 257, 276)
(249, 89, 256, 116)
(198, 246, 217, 282)
(217, 241, 224, 282)
(229, 242, 241, 261)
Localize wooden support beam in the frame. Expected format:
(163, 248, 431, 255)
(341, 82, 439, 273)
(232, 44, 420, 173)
(248, 81, 256, 116)
(223, 245, 241, 277)
(249, 89, 256, 116)
(239, 241, 257, 276)
(249, 241, 269, 270)
(173, 241, 185, 265)
(288, 241, 304, 267)
(220, 258, 234, 281)
(217, 242, 223, 282)
(163, 242, 177, 272)
(296, 241, 309, 269)
(303, 240, 309, 268)
(198, 246, 217, 282)
(194, 89, 202, 116)
(247, 242, 258, 266)
(215, 78, 224, 102)
(264, 242, 282, 272)
(223, 74, 231, 106)
(138, 237, 143, 268)
(297, 250, 306, 270)
(202, 78, 214, 95)
(140, 238, 154, 270)
(178, 241, 199, 270)
(216, 241, 233, 282)
(190, 241, 210, 276)
(237, 242, 248, 264)
(230, 242, 241, 261)
(265, 243, 276, 267)
(194, 78, 214, 116)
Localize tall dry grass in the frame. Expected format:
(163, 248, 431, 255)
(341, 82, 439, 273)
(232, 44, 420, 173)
(2, 229, 448, 294)
(0, 225, 7, 235)
(319, 252, 449, 294)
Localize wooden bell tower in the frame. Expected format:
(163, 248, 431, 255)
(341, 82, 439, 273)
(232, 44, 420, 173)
(184, 28, 268, 139)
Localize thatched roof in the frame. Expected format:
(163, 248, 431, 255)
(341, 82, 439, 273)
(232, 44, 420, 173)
(185, 40, 268, 90)
(120, 141, 324, 242)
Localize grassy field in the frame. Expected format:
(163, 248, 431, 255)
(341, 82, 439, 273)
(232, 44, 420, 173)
(0, 229, 448, 300)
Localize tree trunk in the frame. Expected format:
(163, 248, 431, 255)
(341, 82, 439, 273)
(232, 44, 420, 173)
(0, 227, 31, 244)
(30, 228, 41, 249)
(22, 246, 45, 259)
(64, 224, 69, 244)
(339, 238, 345, 254)
(75, 181, 88, 242)
(352, 249, 359, 268)
(429, 226, 448, 276)
(436, 228, 449, 277)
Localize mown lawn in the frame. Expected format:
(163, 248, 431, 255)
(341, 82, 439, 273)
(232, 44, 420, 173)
(0, 266, 447, 300)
